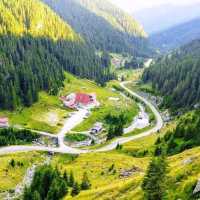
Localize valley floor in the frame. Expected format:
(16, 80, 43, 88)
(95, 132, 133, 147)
(1, 69, 197, 200)
(0, 77, 163, 155)
(0, 69, 165, 199)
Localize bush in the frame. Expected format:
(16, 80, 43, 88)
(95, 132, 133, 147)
(81, 172, 91, 190)
(106, 113, 126, 140)
(108, 164, 115, 172)
(9, 159, 15, 168)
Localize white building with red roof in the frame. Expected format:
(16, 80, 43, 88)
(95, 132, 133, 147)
(0, 117, 9, 128)
(60, 93, 99, 109)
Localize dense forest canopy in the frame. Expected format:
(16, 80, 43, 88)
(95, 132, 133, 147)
(0, 128, 39, 146)
(0, 0, 114, 110)
(43, 0, 149, 57)
(155, 110, 200, 155)
(142, 39, 200, 109)
(76, 0, 146, 37)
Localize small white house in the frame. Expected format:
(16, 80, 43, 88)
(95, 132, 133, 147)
(90, 122, 103, 134)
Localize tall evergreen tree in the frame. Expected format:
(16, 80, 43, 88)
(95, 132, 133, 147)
(81, 172, 91, 190)
(69, 171, 75, 187)
(142, 156, 167, 200)
(71, 182, 80, 197)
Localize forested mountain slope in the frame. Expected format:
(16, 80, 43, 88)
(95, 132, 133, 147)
(150, 18, 200, 52)
(0, 0, 78, 40)
(0, 0, 114, 110)
(142, 39, 200, 109)
(43, 0, 148, 56)
(155, 110, 200, 156)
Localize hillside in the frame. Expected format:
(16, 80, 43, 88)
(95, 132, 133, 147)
(142, 39, 200, 109)
(155, 110, 200, 156)
(0, 0, 78, 41)
(150, 17, 200, 52)
(43, 0, 148, 56)
(134, 3, 200, 34)
(0, 0, 114, 110)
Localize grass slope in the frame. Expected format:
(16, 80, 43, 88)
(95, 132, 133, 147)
(122, 120, 176, 154)
(51, 152, 149, 200)
(0, 152, 44, 191)
(167, 147, 200, 199)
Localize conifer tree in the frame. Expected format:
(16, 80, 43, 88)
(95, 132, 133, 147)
(142, 156, 167, 200)
(32, 191, 41, 200)
(71, 182, 80, 196)
(69, 171, 75, 187)
(63, 170, 69, 184)
(81, 172, 91, 190)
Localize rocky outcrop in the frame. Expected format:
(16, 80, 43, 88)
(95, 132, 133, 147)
(193, 179, 200, 194)
(119, 166, 142, 178)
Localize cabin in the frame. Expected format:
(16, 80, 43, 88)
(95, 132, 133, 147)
(0, 117, 9, 128)
(60, 93, 99, 109)
(90, 122, 103, 134)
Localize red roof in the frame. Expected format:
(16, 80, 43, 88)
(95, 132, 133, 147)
(0, 117, 8, 123)
(75, 93, 93, 105)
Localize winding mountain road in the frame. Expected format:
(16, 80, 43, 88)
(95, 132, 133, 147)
(0, 81, 163, 155)
(96, 81, 163, 152)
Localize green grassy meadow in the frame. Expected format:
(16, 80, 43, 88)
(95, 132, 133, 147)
(0, 92, 69, 134)
(116, 68, 144, 81)
(65, 133, 88, 142)
(0, 112, 199, 200)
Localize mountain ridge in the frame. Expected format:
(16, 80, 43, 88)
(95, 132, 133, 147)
(150, 17, 200, 52)
(77, 0, 147, 38)
(43, 0, 148, 56)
